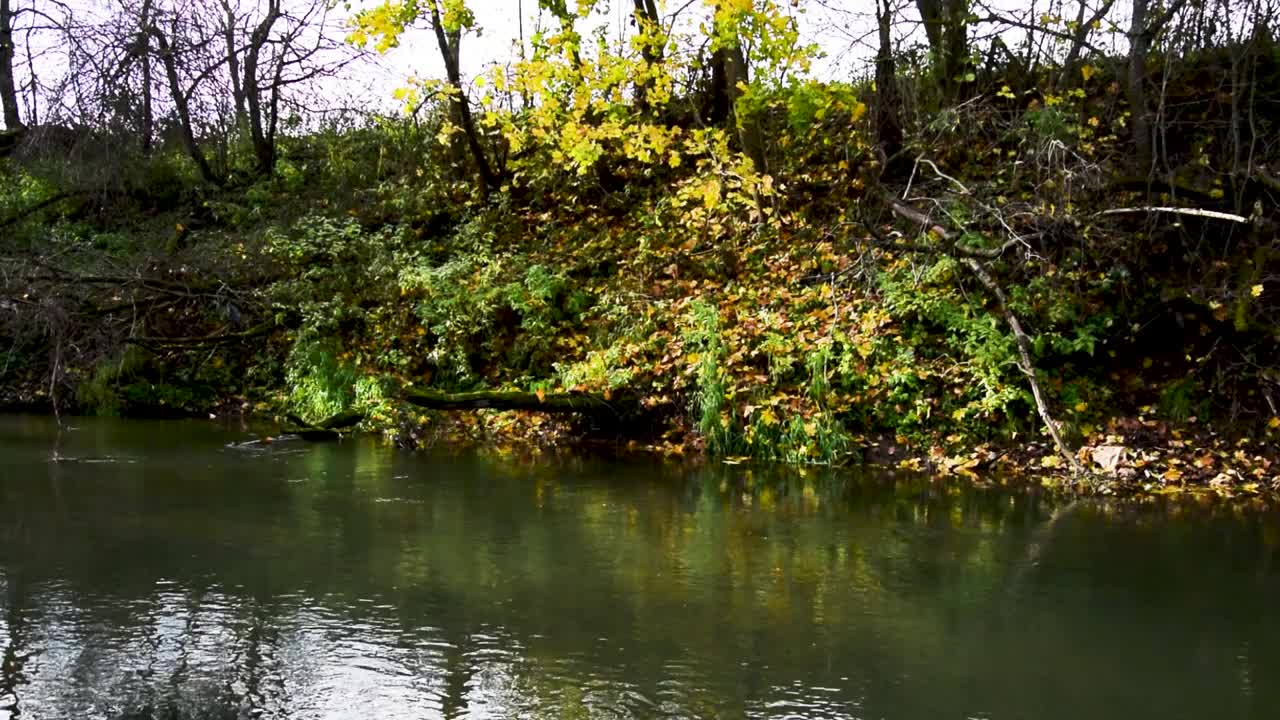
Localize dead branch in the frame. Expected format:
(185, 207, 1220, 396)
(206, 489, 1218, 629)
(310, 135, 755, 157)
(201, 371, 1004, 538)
(886, 196, 1087, 477)
(124, 320, 275, 348)
(1097, 206, 1251, 224)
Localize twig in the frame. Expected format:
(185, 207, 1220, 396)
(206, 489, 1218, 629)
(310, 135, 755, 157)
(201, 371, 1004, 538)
(916, 157, 971, 195)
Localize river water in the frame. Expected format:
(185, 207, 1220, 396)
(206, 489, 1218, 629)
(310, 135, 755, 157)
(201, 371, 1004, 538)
(1, 415, 1277, 719)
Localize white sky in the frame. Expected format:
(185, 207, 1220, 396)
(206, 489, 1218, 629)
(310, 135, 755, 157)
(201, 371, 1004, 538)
(16, 0, 1141, 124)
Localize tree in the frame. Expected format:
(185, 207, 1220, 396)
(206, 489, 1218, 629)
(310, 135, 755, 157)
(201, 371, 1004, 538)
(242, 0, 284, 176)
(1127, 0, 1191, 174)
(426, 0, 498, 194)
(915, 0, 971, 101)
(351, 0, 499, 195)
(707, 0, 766, 173)
(0, 0, 21, 130)
(145, 17, 220, 183)
(874, 0, 904, 174)
(630, 0, 663, 114)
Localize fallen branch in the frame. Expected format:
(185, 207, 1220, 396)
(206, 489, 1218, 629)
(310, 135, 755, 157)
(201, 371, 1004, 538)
(889, 199, 1022, 258)
(406, 388, 627, 414)
(0, 192, 74, 229)
(887, 197, 1087, 477)
(1097, 206, 1250, 224)
(124, 321, 275, 348)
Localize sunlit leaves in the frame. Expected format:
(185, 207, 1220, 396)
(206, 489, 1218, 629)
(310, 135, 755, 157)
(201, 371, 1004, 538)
(347, 1, 420, 53)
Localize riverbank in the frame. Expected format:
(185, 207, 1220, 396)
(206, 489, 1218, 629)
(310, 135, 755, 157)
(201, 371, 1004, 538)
(3, 60, 1278, 499)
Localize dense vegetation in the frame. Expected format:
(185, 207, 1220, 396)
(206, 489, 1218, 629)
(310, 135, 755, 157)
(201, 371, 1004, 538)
(1, 0, 1278, 494)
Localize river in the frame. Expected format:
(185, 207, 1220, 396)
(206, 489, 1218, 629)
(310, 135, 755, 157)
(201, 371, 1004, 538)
(1, 415, 1277, 719)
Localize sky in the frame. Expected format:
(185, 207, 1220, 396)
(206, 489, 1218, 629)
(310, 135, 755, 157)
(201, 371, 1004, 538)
(13, 0, 1140, 125)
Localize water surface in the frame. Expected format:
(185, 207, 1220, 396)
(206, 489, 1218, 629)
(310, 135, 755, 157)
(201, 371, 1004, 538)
(1, 415, 1277, 719)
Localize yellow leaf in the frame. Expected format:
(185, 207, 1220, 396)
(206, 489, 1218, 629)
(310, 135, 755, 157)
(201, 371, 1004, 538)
(535, 389, 546, 403)
(1041, 455, 1063, 468)
(759, 408, 778, 427)
(1081, 64, 1096, 82)
(1074, 402, 1088, 412)
(1251, 284, 1264, 298)
(702, 178, 722, 209)
(1267, 416, 1280, 429)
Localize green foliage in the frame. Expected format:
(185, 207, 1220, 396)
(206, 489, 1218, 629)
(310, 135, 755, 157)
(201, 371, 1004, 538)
(1159, 377, 1203, 422)
(286, 339, 361, 425)
(876, 258, 1025, 436)
(75, 348, 151, 416)
(683, 299, 738, 456)
(555, 346, 635, 390)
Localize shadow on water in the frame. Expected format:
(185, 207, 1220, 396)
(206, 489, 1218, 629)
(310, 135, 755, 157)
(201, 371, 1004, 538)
(2, 414, 1279, 719)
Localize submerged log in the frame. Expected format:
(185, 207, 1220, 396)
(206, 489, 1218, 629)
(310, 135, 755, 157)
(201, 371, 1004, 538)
(283, 410, 366, 441)
(405, 388, 627, 414)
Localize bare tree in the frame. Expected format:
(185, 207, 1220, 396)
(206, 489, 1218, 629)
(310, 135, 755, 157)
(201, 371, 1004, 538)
(875, 0, 904, 174)
(146, 17, 220, 183)
(0, 0, 21, 130)
(1128, 0, 1192, 174)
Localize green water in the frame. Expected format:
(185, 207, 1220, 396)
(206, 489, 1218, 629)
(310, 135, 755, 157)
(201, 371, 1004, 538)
(1, 415, 1277, 719)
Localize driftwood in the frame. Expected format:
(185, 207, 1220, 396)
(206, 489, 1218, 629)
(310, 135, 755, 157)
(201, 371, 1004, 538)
(405, 388, 626, 414)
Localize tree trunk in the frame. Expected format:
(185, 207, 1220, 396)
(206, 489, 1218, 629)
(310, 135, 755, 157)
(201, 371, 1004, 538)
(886, 197, 1086, 476)
(220, 0, 249, 133)
(428, 0, 498, 196)
(139, 0, 154, 152)
(0, 0, 22, 130)
(915, 0, 971, 102)
(874, 0, 904, 176)
(147, 25, 219, 184)
(707, 18, 765, 174)
(1127, 0, 1153, 174)
(244, 0, 282, 176)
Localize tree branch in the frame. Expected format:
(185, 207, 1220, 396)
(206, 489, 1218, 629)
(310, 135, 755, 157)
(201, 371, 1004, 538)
(886, 196, 1086, 477)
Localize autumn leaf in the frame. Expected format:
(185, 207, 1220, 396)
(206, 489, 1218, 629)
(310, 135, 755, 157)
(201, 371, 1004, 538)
(535, 389, 546, 403)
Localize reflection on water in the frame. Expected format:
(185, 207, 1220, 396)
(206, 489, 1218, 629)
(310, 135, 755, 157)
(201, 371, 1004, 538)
(1, 415, 1278, 719)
